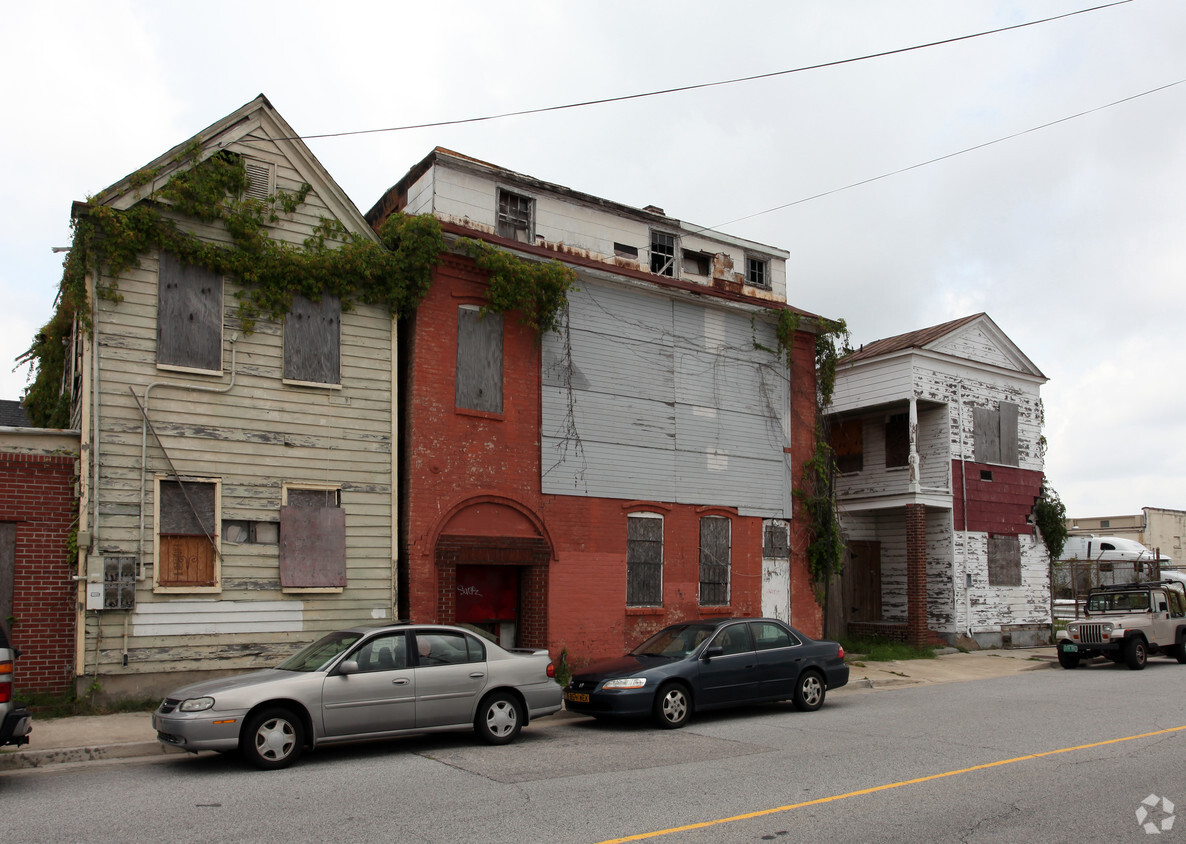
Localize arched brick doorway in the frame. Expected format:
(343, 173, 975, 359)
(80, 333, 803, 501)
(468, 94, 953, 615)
(433, 499, 551, 649)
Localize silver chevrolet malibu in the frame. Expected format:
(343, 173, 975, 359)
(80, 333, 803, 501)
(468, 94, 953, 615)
(153, 623, 563, 769)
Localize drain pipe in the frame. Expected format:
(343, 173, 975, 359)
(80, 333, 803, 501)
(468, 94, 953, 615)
(136, 337, 238, 580)
(958, 384, 971, 637)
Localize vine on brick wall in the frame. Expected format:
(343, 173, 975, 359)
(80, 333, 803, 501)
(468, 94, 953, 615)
(18, 147, 446, 428)
(457, 238, 577, 339)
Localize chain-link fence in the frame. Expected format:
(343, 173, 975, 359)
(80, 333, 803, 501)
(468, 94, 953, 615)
(1052, 559, 1176, 619)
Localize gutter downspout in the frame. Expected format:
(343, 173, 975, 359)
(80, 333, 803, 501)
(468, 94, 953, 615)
(136, 337, 237, 581)
(958, 384, 971, 637)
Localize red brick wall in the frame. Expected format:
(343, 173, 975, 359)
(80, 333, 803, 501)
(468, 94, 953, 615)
(952, 461, 1043, 536)
(0, 452, 77, 693)
(402, 254, 822, 666)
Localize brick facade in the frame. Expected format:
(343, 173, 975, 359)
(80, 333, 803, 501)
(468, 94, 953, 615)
(0, 451, 77, 693)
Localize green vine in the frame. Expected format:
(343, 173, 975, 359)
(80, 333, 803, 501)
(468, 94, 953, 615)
(1033, 483, 1069, 562)
(457, 238, 577, 338)
(19, 148, 446, 427)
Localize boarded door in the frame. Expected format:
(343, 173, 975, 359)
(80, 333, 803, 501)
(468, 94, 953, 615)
(846, 541, 882, 622)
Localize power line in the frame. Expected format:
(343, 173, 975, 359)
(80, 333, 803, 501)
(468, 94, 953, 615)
(706, 79, 1185, 232)
(279, 1, 1130, 142)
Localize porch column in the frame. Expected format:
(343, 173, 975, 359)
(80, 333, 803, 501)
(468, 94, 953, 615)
(906, 503, 929, 646)
(907, 396, 920, 492)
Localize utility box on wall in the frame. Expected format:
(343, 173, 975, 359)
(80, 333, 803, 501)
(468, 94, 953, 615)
(85, 555, 136, 610)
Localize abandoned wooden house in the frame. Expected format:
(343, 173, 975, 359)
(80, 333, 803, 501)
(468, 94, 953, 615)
(825, 313, 1051, 648)
(366, 149, 826, 665)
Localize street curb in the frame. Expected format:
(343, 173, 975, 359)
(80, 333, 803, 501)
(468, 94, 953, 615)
(0, 741, 183, 771)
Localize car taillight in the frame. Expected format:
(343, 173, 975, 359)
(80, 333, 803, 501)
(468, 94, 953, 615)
(0, 660, 12, 674)
(546, 662, 556, 679)
(837, 645, 845, 659)
(0, 681, 10, 704)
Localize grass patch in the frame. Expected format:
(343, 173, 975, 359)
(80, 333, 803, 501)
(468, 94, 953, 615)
(838, 636, 936, 662)
(19, 688, 159, 720)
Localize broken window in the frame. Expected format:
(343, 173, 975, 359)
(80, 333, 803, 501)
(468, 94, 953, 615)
(157, 251, 223, 372)
(699, 516, 731, 606)
(830, 418, 864, 473)
(650, 231, 676, 277)
(682, 250, 710, 276)
(456, 305, 503, 414)
(746, 256, 769, 289)
(284, 293, 341, 385)
(973, 401, 1019, 467)
(987, 534, 1021, 586)
(885, 413, 909, 468)
(496, 189, 534, 242)
(626, 513, 663, 606)
(156, 478, 219, 589)
(222, 520, 279, 545)
(280, 486, 346, 589)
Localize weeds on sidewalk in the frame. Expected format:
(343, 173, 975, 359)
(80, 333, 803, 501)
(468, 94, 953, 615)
(20, 688, 159, 720)
(838, 636, 936, 662)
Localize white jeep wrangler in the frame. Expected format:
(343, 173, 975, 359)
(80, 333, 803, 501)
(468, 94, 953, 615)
(1056, 580, 1186, 670)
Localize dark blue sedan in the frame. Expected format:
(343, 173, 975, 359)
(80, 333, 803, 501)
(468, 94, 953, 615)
(564, 618, 848, 728)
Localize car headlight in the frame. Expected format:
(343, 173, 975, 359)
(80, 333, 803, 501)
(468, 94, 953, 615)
(179, 697, 215, 712)
(602, 678, 647, 690)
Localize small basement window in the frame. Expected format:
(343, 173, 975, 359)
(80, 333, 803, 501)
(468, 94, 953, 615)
(980, 470, 993, 482)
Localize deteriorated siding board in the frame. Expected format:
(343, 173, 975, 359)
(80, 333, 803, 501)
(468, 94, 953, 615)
(541, 278, 791, 518)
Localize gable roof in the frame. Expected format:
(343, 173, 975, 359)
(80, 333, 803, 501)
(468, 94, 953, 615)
(0, 400, 30, 428)
(843, 312, 1046, 379)
(84, 94, 375, 241)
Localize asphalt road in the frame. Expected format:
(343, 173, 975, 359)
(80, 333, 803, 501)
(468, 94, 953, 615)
(5, 661, 1185, 843)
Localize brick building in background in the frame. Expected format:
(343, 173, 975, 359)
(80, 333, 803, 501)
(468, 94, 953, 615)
(0, 400, 78, 693)
(368, 149, 826, 666)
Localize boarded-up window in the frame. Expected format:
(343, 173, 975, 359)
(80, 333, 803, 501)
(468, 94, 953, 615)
(973, 401, 1019, 467)
(626, 514, 663, 606)
(763, 521, 789, 559)
(988, 534, 1021, 586)
(456, 306, 503, 413)
(699, 516, 731, 606)
(158, 252, 222, 371)
(157, 480, 218, 588)
(280, 487, 346, 588)
(885, 413, 909, 468)
(830, 418, 863, 473)
(285, 294, 341, 385)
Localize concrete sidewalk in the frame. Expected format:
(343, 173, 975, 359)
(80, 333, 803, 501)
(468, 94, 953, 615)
(0, 646, 1059, 771)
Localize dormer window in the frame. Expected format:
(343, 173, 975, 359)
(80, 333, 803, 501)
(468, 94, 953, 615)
(497, 189, 534, 242)
(746, 256, 769, 289)
(650, 231, 677, 277)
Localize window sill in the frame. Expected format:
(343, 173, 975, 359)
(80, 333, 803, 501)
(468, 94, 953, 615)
(625, 606, 664, 616)
(282, 378, 343, 391)
(456, 407, 504, 422)
(698, 606, 733, 616)
(156, 363, 225, 378)
(153, 585, 221, 594)
(282, 587, 345, 594)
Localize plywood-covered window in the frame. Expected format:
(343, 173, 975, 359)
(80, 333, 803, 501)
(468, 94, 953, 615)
(284, 294, 341, 385)
(830, 418, 864, 473)
(280, 486, 346, 590)
(155, 478, 219, 590)
(763, 521, 790, 559)
(456, 305, 503, 414)
(626, 513, 663, 606)
(987, 534, 1021, 586)
(158, 252, 223, 372)
(973, 401, 1019, 467)
(699, 516, 731, 606)
(885, 413, 909, 468)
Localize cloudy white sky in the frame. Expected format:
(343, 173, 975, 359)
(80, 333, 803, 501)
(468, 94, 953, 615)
(2, 1, 1183, 519)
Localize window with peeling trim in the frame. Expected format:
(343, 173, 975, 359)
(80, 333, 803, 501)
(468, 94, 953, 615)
(699, 516, 731, 606)
(626, 513, 663, 606)
(987, 534, 1021, 586)
(280, 486, 346, 589)
(650, 231, 677, 277)
(156, 478, 219, 589)
(746, 256, 769, 289)
(496, 189, 534, 243)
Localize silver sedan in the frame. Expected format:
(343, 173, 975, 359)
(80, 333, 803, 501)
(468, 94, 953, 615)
(153, 623, 563, 769)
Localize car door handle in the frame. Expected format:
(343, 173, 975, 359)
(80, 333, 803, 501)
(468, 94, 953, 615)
(392, 678, 410, 686)
(469, 672, 485, 679)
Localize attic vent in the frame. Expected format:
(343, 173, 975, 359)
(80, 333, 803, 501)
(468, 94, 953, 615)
(243, 160, 274, 201)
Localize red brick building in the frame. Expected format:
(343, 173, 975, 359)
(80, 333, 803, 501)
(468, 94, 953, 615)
(0, 407, 79, 693)
(369, 150, 826, 666)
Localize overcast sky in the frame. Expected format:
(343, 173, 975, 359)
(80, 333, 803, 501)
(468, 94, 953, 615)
(3, 1, 1183, 520)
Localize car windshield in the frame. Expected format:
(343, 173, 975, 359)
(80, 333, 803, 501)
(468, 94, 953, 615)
(276, 631, 364, 671)
(630, 624, 718, 658)
(1086, 591, 1150, 613)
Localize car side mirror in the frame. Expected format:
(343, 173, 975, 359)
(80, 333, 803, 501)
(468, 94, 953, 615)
(702, 646, 724, 660)
(337, 660, 359, 675)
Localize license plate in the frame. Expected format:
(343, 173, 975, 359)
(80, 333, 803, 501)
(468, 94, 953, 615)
(1062, 643, 1078, 653)
(566, 692, 590, 703)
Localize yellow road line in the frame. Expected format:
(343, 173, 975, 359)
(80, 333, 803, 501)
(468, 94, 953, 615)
(593, 725, 1186, 844)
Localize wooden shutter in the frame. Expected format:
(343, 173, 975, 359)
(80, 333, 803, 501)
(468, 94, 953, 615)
(973, 406, 1000, 464)
(999, 401, 1019, 467)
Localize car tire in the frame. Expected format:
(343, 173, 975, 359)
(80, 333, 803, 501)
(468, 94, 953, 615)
(475, 691, 523, 745)
(793, 670, 826, 712)
(652, 683, 691, 729)
(1176, 642, 1186, 664)
(241, 707, 304, 770)
(1124, 637, 1148, 670)
(1057, 649, 1080, 669)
